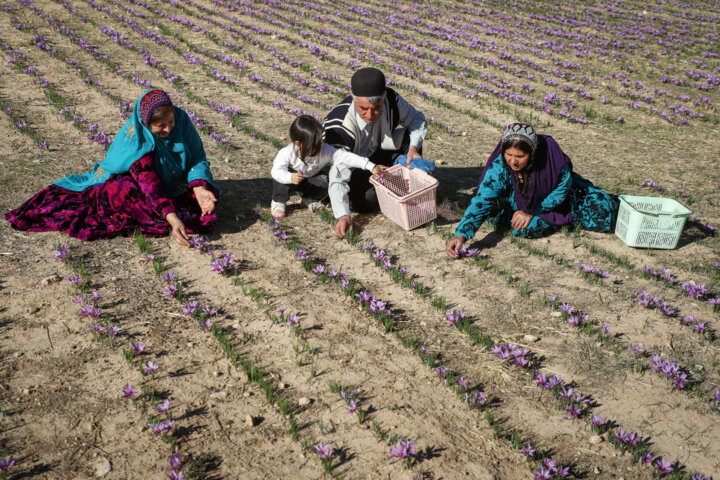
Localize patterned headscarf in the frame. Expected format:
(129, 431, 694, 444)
(502, 123, 538, 152)
(139, 89, 173, 126)
(54, 89, 217, 197)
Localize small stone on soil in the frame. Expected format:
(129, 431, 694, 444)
(298, 397, 311, 406)
(550, 311, 561, 317)
(210, 391, 227, 400)
(92, 457, 111, 477)
(523, 334, 540, 342)
(589, 435, 603, 444)
(245, 414, 255, 427)
(39, 274, 61, 286)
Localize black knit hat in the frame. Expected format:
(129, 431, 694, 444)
(351, 67, 386, 97)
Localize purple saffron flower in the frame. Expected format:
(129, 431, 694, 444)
(390, 440, 416, 459)
(296, 249, 309, 260)
(630, 344, 644, 355)
(346, 400, 358, 414)
(558, 303, 574, 315)
(122, 383, 138, 398)
(362, 241, 376, 250)
(203, 306, 217, 317)
(132, 342, 146, 355)
(161, 272, 176, 284)
(108, 325, 121, 336)
(592, 415, 606, 427)
(434, 366, 447, 378)
(642, 453, 654, 464)
(157, 399, 170, 414)
(168, 471, 184, 480)
(72, 294, 84, 304)
(182, 300, 201, 316)
(89, 290, 102, 302)
(286, 313, 299, 326)
(200, 318, 213, 330)
(0, 457, 15, 472)
(566, 406, 582, 419)
(65, 274, 81, 285)
(314, 443, 333, 459)
(420, 346, 431, 356)
(145, 253, 155, 261)
(601, 325, 611, 335)
(655, 457, 674, 474)
(54, 244, 70, 260)
(144, 361, 159, 374)
(533, 467, 552, 480)
(546, 295, 557, 303)
(92, 321, 105, 333)
(277, 306, 287, 319)
(520, 443, 535, 457)
(312, 264, 325, 275)
(457, 377, 468, 390)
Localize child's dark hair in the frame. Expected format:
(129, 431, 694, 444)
(290, 115, 323, 160)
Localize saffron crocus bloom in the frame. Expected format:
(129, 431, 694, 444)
(108, 325, 121, 336)
(92, 321, 105, 333)
(163, 284, 178, 297)
(54, 244, 70, 260)
(630, 344, 644, 355)
(200, 319, 213, 330)
(203, 306, 217, 317)
(457, 377, 468, 390)
(566, 406, 582, 418)
(0, 457, 15, 472)
(296, 249, 309, 260)
(313, 443, 333, 459)
(145, 253, 155, 261)
(434, 366, 447, 377)
(277, 306, 287, 318)
(346, 400, 357, 414)
(72, 294, 84, 304)
(132, 342, 146, 355)
(642, 453, 653, 464)
(161, 272, 176, 283)
(547, 295, 556, 303)
(157, 399, 170, 414)
(420, 346, 431, 356)
(390, 440, 416, 458)
(591, 415, 606, 427)
(601, 325, 610, 335)
(655, 457, 674, 474)
(533, 467, 552, 480)
(122, 383, 138, 398)
(145, 361, 159, 374)
(312, 264, 325, 275)
(520, 443, 535, 457)
(286, 314, 299, 326)
(362, 241, 375, 250)
(182, 300, 201, 316)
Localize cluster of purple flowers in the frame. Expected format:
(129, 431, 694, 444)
(532, 458, 569, 479)
(53, 243, 70, 260)
(639, 178, 662, 190)
(611, 427, 641, 450)
(354, 291, 393, 318)
(491, 343, 530, 367)
(167, 452, 183, 480)
(632, 290, 675, 316)
(161, 272, 186, 298)
(642, 265, 676, 283)
(577, 264, 611, 279)
(681, 281, 711, 300)
(210, 252, 234, 274)
(649, 354, 688, 390)
(313, 443, 333, 459)
(147, 420, 175, 436)
(465, 390, 487, 410)
(444, 309, 466, 327)
(267, 221, 289, 245)
(532, 371, 565, 391)
(371, 248, 393, 269)
(453, 246, 480, 258)
(679, 315, 708, 334)
(189, 236, 209, 251)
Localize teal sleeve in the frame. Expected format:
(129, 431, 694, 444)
(454, 156, 509, 239)
(185, 122, 220, 194)
(531, 164, 571, 215)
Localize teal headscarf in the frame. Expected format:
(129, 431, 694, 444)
(54, 90, 218, 197)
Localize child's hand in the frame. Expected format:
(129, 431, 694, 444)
(446, 235, 466, 258)
(291, 172, 304, 185)
(371, 165, 388, 177)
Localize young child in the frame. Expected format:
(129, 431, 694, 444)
(271, 115, 384, 218)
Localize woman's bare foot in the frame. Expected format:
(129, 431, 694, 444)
(272, 209, 286, 218)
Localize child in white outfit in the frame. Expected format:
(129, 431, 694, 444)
(271, 115, 385, 218)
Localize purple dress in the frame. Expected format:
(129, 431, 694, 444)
(5, 152, 217, 240)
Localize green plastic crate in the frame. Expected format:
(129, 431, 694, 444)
(614, 195, 692, 249)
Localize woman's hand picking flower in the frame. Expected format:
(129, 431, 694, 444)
(193, 185, 217, 215)
(446, 235, 466, 258)
(511, 210, 533, 230)
(166, 212, 190, 246)
(371, 165, 388, 177)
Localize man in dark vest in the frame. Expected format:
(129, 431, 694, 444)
(324, 67, 428, 238)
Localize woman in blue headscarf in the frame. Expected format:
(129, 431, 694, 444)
(447, 123, 619, 257)
(5, 90, 219, 246)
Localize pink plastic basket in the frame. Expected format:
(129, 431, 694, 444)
(369, 164, 438, 230)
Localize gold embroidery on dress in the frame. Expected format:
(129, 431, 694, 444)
(93, 166, 105, 180)
(125, 123, 136, 141)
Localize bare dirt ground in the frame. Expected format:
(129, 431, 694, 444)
(1, 0, 719, 479)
